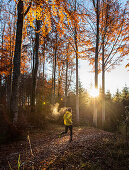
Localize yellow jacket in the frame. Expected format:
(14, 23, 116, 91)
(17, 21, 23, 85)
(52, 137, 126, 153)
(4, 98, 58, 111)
(63, 111, 72, 126)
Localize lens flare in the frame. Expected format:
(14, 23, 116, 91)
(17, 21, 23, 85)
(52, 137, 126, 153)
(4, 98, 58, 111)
(89, 88, 99, 97)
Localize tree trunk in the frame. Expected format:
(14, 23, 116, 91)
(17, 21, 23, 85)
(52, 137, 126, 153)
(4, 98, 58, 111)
(58, 77, 61, 100)
(31, 19, 40, 112)
(102, 0, 108, 126)
(58, 64, 61, 101)
(74, 0, 79, 123)
(42, 41, 45, 101)
(51, 56, 54, 104)
(10, 0, 24, 124)
(75, 41, 79, 123)
(21, 75, 25, 107)
(6, 75, 12, 112)
(7, 24, 13, 113)
(65, 58, 68, 107)
(53, 33, 57, 104)
(42, 60, 45, 98)
(0, 75, 2, 102)
(95, 0, 99, 89)
(93, 0, 100, 127)
(0, 23, 5, 104)
(102, 40, 105, 125)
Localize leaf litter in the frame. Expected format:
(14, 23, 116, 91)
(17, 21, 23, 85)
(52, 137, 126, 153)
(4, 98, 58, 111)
(0, 127, 129, 169)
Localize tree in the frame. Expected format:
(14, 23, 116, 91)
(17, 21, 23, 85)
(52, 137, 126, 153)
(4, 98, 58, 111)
(74, 0, 79, 123)
(99, 0, 128, 125)
(90, 0, 100, 126)
(31, 18, 40, 112)
(10, 0, 32, 124)
(113, 89, 121, 103)
(121, 85, 129, 106)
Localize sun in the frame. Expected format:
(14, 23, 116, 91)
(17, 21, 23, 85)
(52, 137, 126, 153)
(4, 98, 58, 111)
(89, 88, 99, 97)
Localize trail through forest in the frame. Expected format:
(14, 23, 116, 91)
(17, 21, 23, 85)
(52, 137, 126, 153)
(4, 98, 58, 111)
(0, 127, 129, 170)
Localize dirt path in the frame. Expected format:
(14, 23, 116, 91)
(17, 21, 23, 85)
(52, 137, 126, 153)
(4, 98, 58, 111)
(0, 127, 129, 169)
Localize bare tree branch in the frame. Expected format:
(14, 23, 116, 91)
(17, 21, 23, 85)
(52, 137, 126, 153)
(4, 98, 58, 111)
(24, 0, 32, 17)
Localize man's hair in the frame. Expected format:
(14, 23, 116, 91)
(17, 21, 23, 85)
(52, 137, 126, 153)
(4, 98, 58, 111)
(67, 107, 72, 112)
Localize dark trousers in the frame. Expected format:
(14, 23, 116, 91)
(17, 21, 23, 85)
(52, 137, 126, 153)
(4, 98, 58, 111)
(61, 125, 73, 138)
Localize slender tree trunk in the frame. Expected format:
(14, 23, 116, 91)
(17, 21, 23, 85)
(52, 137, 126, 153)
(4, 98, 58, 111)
(101, 0, 107, 126)
(43, 61, 45, 88)
(93, 0, 100, 127)
(58, 80, 61, 100)
(0, 23, 5, 104)
(0, 75, 1, 99)
(53, 33, 57, 104)
(7, 24, 13, 112)
(51, 56, 54, 104)
(42, 41, 45, 101)
(101, 0, 109, 126)
(31, 19, 40, 112)
(31, 44, 35, 107)
(74, 0, 79, 123)
(65, 58, 68, 107)
(58, 69, 61, 100)
(22, 74, 26, 107)
(10, 0, 24, 123)
(6, 75, 12, 112)
(102, 38, 105, 125)
(95, 0, 99, 89)
(53, 50, 56, 104)
(42, 60, 45, 98)
(75, 40, 79, 123)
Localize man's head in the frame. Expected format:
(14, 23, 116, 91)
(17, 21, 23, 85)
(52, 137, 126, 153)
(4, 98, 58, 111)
(67, 107, 72, 113)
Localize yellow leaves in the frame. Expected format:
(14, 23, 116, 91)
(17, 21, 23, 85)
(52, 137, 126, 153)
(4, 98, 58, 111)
(85, 40, 92, 46)
(58, 6, 65, 23)
(23, 0, 75, 38)
(123, 36, 129, 42)
(126, 63, 129, 68)
(117, 45, 126, 53)
(26, 7, 35, 29)
(88, 47, 95, 53)
(52, 4, 58, 16)
(125, 62, 129, 71)
(0, 54, 12, 76)
(36, 5, 42, 20)
(20, 54, 29, 74)
(41, 25, 46, 37)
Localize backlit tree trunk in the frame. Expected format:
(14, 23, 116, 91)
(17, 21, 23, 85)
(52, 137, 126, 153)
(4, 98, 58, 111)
(93, 0, 100, 127)
(74, 0, 79, 123)
(102, 38, 105, 125)
(51, 55, 54, 104)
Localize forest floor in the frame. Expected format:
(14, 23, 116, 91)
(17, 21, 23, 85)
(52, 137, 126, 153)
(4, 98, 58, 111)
(0, 126, 129, 170)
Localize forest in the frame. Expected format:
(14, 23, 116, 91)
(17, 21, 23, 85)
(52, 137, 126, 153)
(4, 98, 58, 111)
(0, 0, 129, 169)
